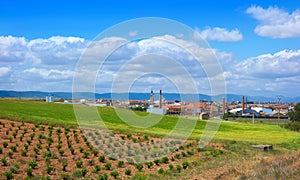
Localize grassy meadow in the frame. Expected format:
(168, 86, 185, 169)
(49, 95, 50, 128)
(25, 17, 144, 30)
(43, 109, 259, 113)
(1, 99, 299, 145)
(1, 99, 300, 179)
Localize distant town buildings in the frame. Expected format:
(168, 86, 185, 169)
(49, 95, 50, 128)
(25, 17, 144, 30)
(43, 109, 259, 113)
(53, 90, 293, 120)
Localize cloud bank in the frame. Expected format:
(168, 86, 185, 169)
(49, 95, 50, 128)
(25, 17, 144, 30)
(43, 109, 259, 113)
(246, 5, 300, 38)
(196, 27, 243, 42)
(0, 35, 299, 97)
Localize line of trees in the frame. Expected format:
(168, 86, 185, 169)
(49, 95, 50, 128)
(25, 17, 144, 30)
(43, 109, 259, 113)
(286, 103, 300, 131)
(287, 103, 300, 122)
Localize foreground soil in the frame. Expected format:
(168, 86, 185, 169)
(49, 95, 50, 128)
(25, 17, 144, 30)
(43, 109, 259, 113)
(0, 119, 299, 180)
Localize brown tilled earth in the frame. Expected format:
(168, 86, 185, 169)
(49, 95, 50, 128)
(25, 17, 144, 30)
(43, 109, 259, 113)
(0, 119, 299, 180)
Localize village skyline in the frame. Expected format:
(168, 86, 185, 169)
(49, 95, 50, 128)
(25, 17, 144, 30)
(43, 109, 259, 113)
(0, 1, 299, 97)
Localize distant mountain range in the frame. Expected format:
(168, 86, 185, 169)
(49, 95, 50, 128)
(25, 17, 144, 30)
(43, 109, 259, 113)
(0, 90, 299, 103)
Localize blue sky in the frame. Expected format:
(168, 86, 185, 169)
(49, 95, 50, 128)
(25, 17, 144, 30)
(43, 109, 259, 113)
(0, 0, 300, 98)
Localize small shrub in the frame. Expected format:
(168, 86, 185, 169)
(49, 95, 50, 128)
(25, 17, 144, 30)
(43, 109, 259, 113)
(99, 155, 105, 163)
(132, 137, 137, 143)
(45, 157, 51, 165)
(4, 170, 14, 180)
(39, 126, 45, 131)
(36, 143, 42, 149)
(12, 132, 17, 138)
(47, 137, 53, 144)
(33, 147, 39, 154)
(110, 171, 119, 178)
(104, 162, 112, 170)
(10, 145, 17, 152)
(82, 168, 88, 177)
(62, 161, 68, 171)
(28, 160, 38, 169)
(94, 164, 101, 172)
(59, 149, 64, 156)
(66, 134, 70, 140)
(187, 150, 194, 156)
(9, 137, 13, 142)
(92, 150, 99, 156)
(0, 147, 2, 154)
(56, 144, 62, 150)
(24, 143, 29, 150)
(25, 167, 33, 177)
(56, 128, 62, 134)
(169, 164, 174, 170)
(98, 173, 108, 180)
(7, 151, 13, 158)
(82, 151, 89, 158)
(182, 161, 189, 169)
(176, 165, 182, 172)
(60, 172, 70, 180)
(158, 167, 164, 174)
(117, 160, 124, 167)
(72, 169, 83, 178)
(10, 165, 19, 174)
(145, 161, 154, 168)
(3, 142, 8, 148)
(43, 151, 58, 159)
(161, 156, 169, 164)
(79, 146, 84, 153)
(29, 133, 35, 140)
(26, 139, 32, 145)
(21, 149, 28, 156)
(67, 141, 72, 148)
(144, 135, 149, 141)
(154, 159, 160, 165)
(46, 165, 55, 174)
(83, 136, 88, 142)
(125, 169, 131, 175)
(76, 160, 83, 168)
(1, 156, 8, 166)
(136, 163, 143, 171)
(70, 147, 75, 154)
(109, 154, 117, 160)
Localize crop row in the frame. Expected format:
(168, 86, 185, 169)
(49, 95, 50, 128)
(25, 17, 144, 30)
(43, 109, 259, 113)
(0, 119, 225, 179)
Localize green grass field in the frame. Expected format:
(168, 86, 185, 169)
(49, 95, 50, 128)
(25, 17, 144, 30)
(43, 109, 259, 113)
(1, 99, 299, 145)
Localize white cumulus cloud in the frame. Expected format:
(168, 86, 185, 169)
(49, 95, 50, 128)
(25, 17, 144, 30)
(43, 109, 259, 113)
(0, 36, 28, 63)
(195, 27, 243, 42)
(223, 49, 300, 96)
(235, 49, 300, 78)
(24, 68, 74, 80)
(0, 67, 11, 77)
(246, 5, 300, 38)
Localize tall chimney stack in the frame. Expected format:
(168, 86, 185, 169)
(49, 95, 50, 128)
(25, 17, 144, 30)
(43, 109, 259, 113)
(150, 89, 154, 105)
(222, 97, 226, 115)
(159, 90, 162, 108)
(242, 96, 245, 114)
